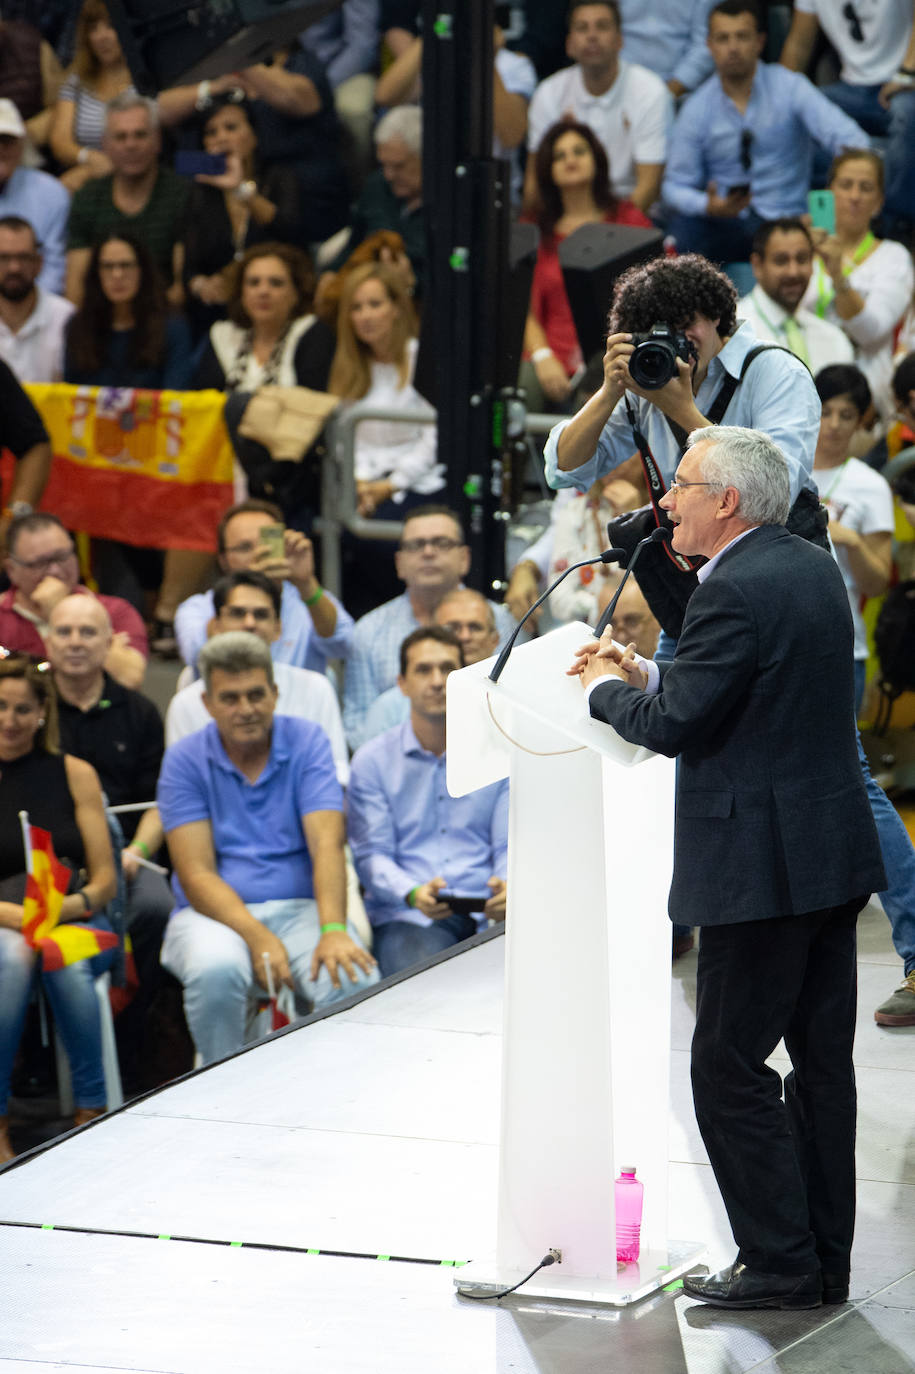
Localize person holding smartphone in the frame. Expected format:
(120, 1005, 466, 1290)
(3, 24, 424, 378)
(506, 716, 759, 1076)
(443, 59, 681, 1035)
(180, 96, 302, 343)
(348, 627, 508, 978)
(662, 0, 867, 262)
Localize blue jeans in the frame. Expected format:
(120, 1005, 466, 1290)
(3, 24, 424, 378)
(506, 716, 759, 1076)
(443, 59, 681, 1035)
(0, 921, 116, 1114)
(665, 210, 764, 266)
(371, 913, 479, 979)
(818, 82, 915, 223)
(161, 897, 380, 1065)
(858, 732, 915, 975)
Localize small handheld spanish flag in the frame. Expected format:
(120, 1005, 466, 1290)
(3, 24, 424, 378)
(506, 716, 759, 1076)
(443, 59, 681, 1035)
(19, 813, 118, 971)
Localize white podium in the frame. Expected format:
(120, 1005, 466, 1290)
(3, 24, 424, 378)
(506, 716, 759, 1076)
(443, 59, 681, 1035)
(447, 622, 704, 1305)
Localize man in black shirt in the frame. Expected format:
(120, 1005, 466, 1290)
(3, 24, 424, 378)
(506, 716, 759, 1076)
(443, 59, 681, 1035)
(45, 593, 171, 1088)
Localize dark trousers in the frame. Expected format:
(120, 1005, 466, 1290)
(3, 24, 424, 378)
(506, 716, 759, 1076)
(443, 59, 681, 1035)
(691, 896, 865, 1276)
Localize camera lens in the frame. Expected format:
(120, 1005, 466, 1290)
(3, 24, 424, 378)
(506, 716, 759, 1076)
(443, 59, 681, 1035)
(630, 342, 675, 389)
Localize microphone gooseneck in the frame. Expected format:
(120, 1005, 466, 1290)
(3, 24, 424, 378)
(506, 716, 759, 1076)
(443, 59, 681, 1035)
(592, 526, 671, 640)
(488, 547, 627, 684)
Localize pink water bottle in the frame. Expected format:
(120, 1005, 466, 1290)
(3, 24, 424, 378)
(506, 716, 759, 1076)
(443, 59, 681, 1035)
(615, 1166, 643, 1262)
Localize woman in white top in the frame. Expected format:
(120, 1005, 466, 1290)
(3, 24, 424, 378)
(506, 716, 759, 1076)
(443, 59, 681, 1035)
(328, 262, 442, 518)
(804, 150, 914, 421)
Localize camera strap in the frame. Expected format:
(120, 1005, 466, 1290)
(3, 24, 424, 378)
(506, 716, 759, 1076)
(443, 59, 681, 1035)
(623, 393, 702, 574)
(662, 343, 796, 452)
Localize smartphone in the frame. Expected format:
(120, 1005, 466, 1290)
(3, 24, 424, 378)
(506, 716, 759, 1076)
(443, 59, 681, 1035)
(174, 150, 226, 178)
(438, 892, 489, 914)
(808, 189, 836, 234)
(726, 182, 750, 199)
(258, 523, 285, 560)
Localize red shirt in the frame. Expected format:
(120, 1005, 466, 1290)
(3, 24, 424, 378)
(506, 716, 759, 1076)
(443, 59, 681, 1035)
(0, 586, 149, 659)
(528, 204, 653, 374)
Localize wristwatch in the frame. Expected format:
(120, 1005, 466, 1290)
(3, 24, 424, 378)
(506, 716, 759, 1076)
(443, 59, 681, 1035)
(234, 180, 257, 204)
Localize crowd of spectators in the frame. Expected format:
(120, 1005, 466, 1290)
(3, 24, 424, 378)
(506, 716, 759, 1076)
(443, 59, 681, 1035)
(1, 0, 915, 1152)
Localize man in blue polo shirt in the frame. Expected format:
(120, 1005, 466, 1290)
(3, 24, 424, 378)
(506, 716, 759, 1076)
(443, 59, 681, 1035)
(157, 632, 377, 1064)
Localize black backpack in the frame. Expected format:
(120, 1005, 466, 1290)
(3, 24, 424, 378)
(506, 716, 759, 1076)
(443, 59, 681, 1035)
(873, 579, 915, 731)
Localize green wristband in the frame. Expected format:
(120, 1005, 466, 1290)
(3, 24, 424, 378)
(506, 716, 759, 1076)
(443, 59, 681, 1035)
(406, 886, 419, 908)
(320, 922, 347, 934)
(304, 585, 324, 607)
(132, 839, 151, 859)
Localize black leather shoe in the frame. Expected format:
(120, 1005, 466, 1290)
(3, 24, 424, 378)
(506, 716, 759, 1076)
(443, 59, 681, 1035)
(821, 1271, 849, 1305)
(683, 1261, 822, 1309)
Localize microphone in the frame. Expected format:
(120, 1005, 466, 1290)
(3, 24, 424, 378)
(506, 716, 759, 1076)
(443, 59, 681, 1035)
(592, 526, 671, 640)
(488, 547, 627, 684)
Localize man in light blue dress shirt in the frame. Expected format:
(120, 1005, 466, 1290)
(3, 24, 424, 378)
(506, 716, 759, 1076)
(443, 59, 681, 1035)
(662, 0, 867, 262)
(348, 627, 509, 979)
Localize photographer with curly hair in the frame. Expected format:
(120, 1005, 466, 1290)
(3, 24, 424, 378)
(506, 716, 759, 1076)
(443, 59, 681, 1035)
(545, 252, 820, 516)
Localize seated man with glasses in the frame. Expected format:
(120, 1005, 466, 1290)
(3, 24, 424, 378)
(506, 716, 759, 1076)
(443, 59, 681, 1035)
(662, 0, 867, 262)
(342, 505, 516, 751)
(174, 499, 353, 680)
(0, 512, 148, 687)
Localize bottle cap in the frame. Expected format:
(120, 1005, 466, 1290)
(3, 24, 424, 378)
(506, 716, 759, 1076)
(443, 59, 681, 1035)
(620, 1166, 637, 1175)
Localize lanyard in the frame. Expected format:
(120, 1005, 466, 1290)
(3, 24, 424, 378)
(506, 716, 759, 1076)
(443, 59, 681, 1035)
(814, 231, 875, 318)
(816, 457, 851, 504)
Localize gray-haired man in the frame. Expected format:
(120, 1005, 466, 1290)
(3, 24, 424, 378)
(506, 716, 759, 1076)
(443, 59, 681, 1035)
(157, 632, 378, 1065)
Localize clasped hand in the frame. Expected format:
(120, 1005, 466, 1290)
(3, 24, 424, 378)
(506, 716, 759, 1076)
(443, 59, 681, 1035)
(567, 629, 648, 691)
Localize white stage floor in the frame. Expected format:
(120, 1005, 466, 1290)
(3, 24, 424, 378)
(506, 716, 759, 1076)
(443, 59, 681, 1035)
(0, 904, 912, 1374)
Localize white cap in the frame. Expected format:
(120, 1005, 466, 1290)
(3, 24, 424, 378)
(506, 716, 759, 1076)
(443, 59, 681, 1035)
(0, 99, 26, 140)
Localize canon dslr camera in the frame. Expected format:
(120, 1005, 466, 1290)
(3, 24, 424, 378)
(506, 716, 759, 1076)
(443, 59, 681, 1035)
(628, 323, 696, 389)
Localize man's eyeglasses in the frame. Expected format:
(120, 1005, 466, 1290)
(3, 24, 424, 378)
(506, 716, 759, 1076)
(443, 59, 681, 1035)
(221, 605, 274, 622)
(399, 536, 462, 553)
(8, 547, 76, 574)
(669, 480, 713, 495)
(842, 2, 865, 41)
(740, 129, 753, 173)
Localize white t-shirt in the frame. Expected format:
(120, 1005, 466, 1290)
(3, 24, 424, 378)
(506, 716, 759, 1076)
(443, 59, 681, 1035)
(0, 287, 74, 384)
(527, 60, 673, 200)
(352, 336, 443, 496)
(814, 456, 894, 658)
(794, 0, 912, 85)
(164, 660, 349, 783)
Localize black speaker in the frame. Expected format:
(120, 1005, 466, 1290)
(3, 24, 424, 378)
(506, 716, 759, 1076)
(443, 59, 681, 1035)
(104, 0, 341, 91)
(559, 222, 665, 363)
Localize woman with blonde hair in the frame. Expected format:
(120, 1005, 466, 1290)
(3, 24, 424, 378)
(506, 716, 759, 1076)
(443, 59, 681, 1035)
(329, 262, 442, 611)
(329, 261, 441, 519)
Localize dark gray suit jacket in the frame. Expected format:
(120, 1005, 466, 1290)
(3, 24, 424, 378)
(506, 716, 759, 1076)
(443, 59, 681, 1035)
(589, 524, 886, 927)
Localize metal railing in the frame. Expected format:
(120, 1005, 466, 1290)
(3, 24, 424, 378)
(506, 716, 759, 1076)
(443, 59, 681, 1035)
(313, 401, 559, 596)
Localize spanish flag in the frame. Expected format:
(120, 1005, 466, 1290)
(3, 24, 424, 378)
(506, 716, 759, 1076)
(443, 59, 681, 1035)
(19, 818, 118, 972)
(24, 384, 235, 552)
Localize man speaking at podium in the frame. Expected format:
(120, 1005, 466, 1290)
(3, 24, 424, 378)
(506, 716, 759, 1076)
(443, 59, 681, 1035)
(570, 425, 885, 1310)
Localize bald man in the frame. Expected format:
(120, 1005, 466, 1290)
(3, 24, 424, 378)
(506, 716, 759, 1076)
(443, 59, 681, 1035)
(45, 594, 171, 1090)
(359, 586, 501, 745)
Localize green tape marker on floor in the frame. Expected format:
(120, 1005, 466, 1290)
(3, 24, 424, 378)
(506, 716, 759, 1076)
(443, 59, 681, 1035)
(376, 1254, 391, 1262)
(229, 1241, 242, 1248)
(41, 1224, 54, 1231)
(663, 1280, 684, 1292)
(306, 1248, 320, 1256)
(158, 1234, 171, 1241)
